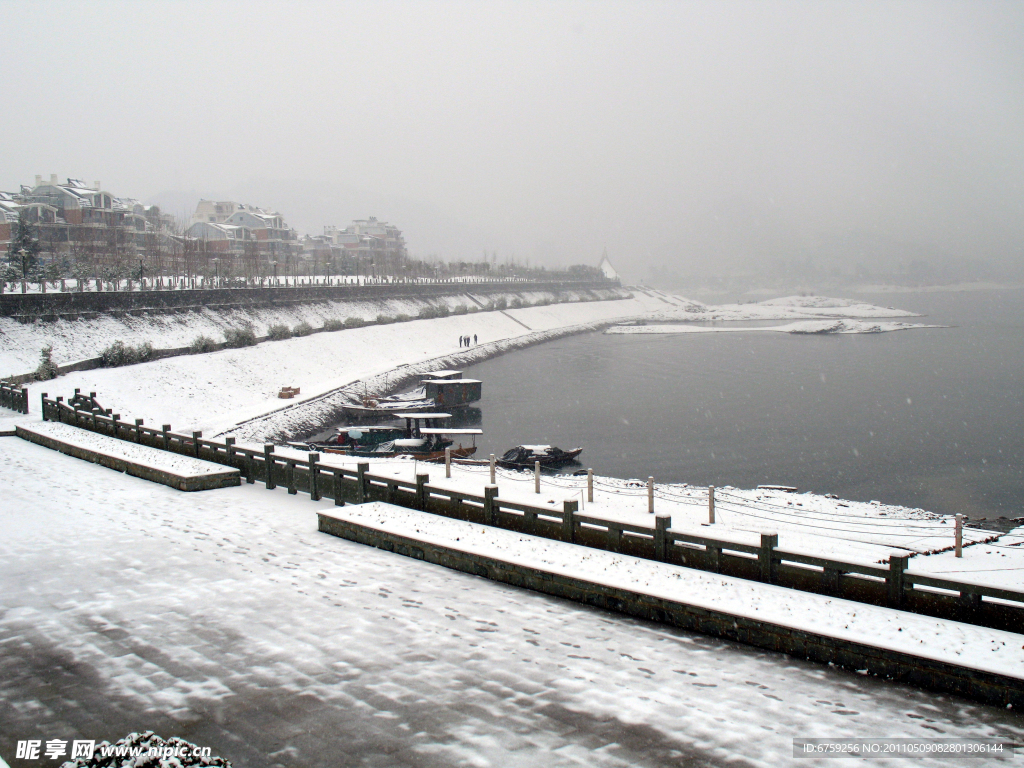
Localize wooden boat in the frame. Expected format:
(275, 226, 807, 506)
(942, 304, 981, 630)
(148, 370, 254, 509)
(497, 445, 583, 469)
(300, 416, 481, 460)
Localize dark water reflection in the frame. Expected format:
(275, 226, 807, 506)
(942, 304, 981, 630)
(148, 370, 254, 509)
(462, 288, 1024, 522)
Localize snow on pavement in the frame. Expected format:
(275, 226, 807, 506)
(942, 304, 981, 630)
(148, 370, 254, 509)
(1, 437, 1021, 768)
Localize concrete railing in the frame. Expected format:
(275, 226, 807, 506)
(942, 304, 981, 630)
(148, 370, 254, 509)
(1, 382, 29, 414)
(39, 391, 1024, 634)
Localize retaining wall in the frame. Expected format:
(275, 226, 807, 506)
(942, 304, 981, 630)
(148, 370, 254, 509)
(0, 279, 620, 320)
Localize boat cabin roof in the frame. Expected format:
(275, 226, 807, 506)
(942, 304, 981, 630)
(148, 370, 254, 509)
(337, 425, 401, 432)
(424, 369, 462, 378)
(393, 412, 452, 419)
(419, 428, 483, 435)
(422, 378, 482, 385)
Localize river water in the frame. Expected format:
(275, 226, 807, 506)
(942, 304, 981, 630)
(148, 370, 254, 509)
(460, 288, 1024, 524)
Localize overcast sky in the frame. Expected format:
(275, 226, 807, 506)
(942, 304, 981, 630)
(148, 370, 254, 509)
(1, 0, 1022, 278)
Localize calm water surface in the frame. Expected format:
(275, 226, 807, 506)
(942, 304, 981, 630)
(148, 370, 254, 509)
(461, 289, 1024, 521)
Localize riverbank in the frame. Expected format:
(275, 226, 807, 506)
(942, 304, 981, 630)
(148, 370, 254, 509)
(9, 290, 927, 441)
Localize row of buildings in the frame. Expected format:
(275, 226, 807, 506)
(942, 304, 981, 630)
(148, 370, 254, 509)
(1, 174, 407, 277)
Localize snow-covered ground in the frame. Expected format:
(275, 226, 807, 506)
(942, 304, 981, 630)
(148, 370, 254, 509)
(1, 437, 1021, 768)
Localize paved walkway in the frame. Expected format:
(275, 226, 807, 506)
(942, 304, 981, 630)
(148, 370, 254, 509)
(0, 437, 1021, 767)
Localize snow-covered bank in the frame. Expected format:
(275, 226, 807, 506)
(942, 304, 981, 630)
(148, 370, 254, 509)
(607, 319, 944, 335)
(11, 292, 928, 441)
(0, 286, 627, 377)
(14, 292, 667, 438)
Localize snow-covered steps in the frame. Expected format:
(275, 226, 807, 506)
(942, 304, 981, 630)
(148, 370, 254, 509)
(16, 421, 240, 492)
(319, 502, 1024, 710)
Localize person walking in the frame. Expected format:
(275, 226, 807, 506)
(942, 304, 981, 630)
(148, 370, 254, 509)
(473, 334, 478, 345)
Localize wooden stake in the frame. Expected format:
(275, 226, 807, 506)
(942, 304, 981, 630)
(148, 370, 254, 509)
(534, 461, 541, 493)
(587, 468, 593, 503)
(709, 485, 716, 524)
(955, 514, 963, 558)
(648, 476, 654, 514)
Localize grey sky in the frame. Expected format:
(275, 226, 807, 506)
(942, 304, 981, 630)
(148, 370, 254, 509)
(2, 0, 1022, 277)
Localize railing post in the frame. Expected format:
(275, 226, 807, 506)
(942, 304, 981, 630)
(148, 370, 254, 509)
(708, 485, 715, 524)
(760, 532, 778, 584)
(534, 461, 541, 493)
(225, 437, 236, 467)
(162, 425, 171, 451)
(416, 473, 429, 510)
(192, 431, 203, 459)
(39, 391, 46, 419)
(357, 462, 369, 502)
(309, 453, 321, 501)
(562, 499, 578, 543)
(287, 461, 297, 494)
(955, 514, 963, 558)
(111, 414, 120, 439)
(445, 446, 451, 478)
(333, 469, 345, 505)
(54, 396, 63, 423)
(887, 554, 908, 609)
(648, 476, 654, 514)
(484, 484, 498, 525)
(655, 512, 671, 562)
(489, 453, 496, 484)
(264, 445, 276, 489)
(587, 468, 593, 503)
(823, 567, 841, 596)
(134, 418, 144, 443)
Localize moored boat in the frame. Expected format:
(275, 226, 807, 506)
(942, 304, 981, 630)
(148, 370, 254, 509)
(497, 445, 583, 469)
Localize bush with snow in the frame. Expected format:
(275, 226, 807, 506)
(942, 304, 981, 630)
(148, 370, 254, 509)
(292, 321, 314, 337)
(322, 318, 344, 332)
(100, 340, 154, 368)
(223, 324, 257, 348)
(267, 324, 292, 340)
(34, 345, 58, 380)
(189, 335, 218, 354)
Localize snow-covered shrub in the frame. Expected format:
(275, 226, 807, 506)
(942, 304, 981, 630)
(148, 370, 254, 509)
(509, 297, 525, 308)
(34, 345, 58, 381)
(376, 314, 395, 325)
(293, 321, 314, 337)
(492, 297, 507, 310)
(189, 335, 217, 354)
(417, 305, 450, 319)
(100, 340, 154, 367)
(394, 313, 412, 323)
(343, 317, 365, 329)
(452, 304, 469, 315)
(323, 318, 344, 332)
(267, 324, 292, 340)
(223, 324, 257, 348)
(467, 305, 480, 313)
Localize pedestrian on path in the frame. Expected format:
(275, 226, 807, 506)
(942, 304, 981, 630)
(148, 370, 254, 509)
(474, 334, 478, 345)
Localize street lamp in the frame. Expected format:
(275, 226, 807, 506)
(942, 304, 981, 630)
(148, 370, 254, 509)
(272, 261, 278, 285)
(139, 258, 144, 288)
(213, 258, 220, 288)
